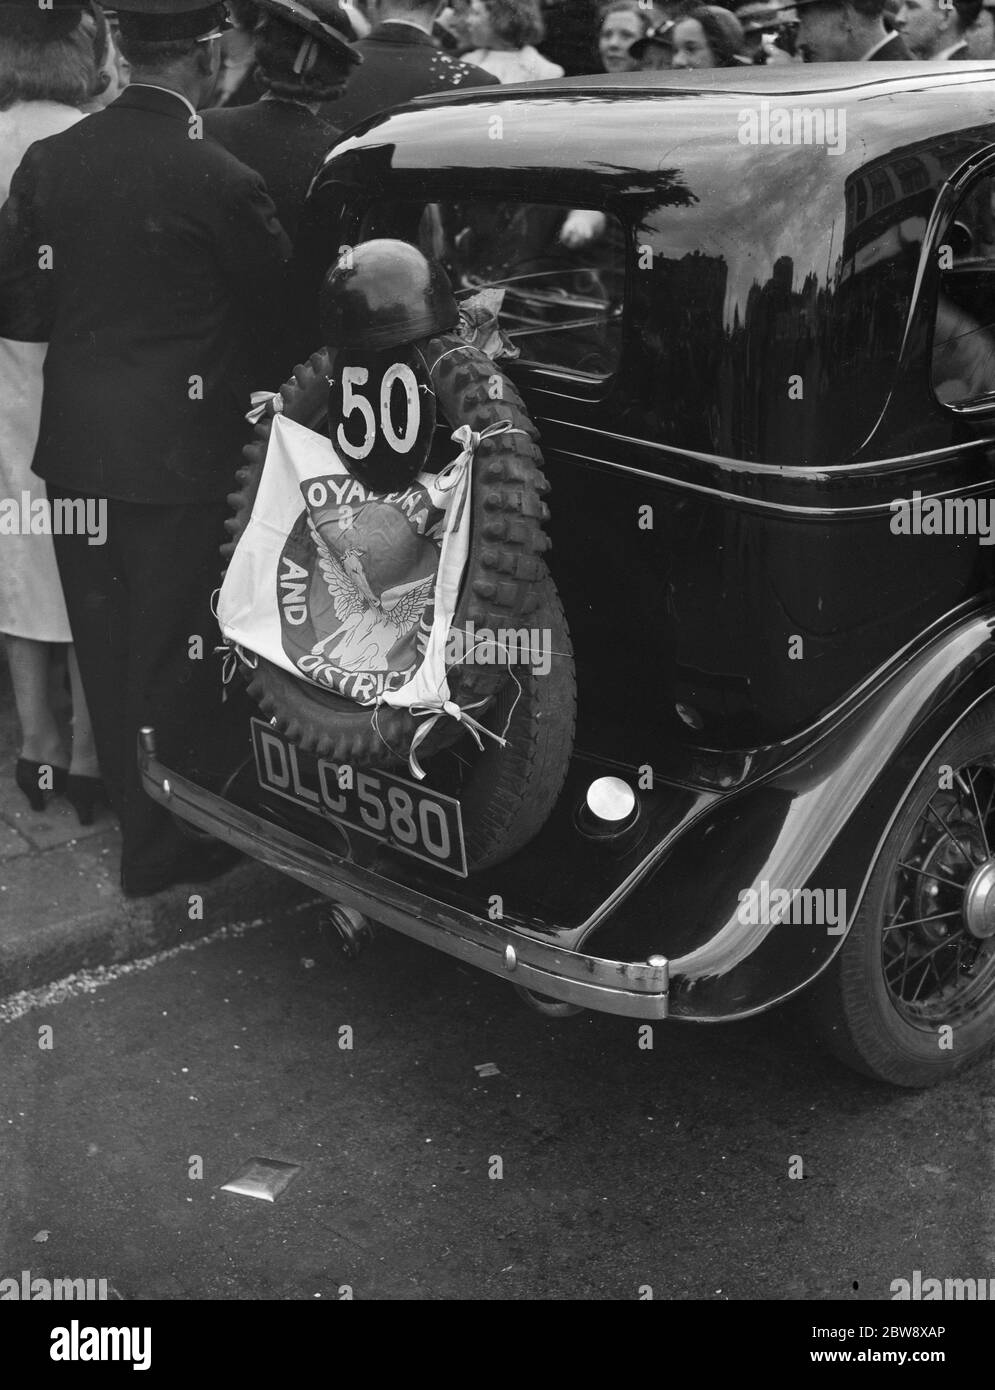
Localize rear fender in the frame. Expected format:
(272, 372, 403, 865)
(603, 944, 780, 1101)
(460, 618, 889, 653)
(589, 609, 995, 1020)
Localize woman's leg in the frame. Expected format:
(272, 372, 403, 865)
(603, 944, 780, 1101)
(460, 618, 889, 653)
(3, 633, 67, 766)
(67, 645, 101, 778)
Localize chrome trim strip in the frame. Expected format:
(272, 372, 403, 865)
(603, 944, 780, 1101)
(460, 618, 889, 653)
(539, 437, 995, 517)
(138, 733, 670, 1020)
(539, 414, 993, 474)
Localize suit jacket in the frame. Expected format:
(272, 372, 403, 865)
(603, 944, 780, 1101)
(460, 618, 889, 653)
(203, 99, 341, 243)
(319, 21, 498, 133)
(0, 85, 291, 504)
(867, 32, 914, 59)
(203, 99, 343, 379)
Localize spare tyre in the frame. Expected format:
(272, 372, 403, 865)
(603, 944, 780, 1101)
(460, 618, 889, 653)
(222, 333, 576, 869)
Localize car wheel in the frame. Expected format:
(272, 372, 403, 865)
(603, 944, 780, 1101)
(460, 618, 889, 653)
(808, 703, 995, 1087)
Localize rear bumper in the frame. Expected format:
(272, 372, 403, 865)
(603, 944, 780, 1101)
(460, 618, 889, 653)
(138, 728, 669, 1019)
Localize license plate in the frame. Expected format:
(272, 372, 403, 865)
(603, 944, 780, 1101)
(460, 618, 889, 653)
(251, 719, 468, 876)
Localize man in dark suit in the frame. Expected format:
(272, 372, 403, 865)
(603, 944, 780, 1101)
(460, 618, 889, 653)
(901, 0, 981, 57)
(319, 0, 497, 133)
(790, 0, 913, 59)
(0, 0, 291, 896)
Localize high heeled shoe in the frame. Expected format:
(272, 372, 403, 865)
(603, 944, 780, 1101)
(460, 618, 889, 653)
(64, 773, 109, 827)
(15, 759, 69, 812)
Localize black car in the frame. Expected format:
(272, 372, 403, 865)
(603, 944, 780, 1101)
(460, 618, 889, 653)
(143, 64, 995, 1087)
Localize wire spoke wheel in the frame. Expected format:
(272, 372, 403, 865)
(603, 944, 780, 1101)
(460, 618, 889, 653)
(884, 762, 995, 1027)
(808, 704, 995, 1086)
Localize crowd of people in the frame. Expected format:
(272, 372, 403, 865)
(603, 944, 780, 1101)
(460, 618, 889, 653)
(0, 0, 991, 898)
(434, 0, 995, 70)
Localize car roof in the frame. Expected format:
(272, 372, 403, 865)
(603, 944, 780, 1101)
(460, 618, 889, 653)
(305, 64, 995, 468)
(325, 63, 995, 191)
(408, 60, 995, 108)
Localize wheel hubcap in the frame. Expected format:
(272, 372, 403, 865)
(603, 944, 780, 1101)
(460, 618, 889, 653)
(962, 859, 995, 939)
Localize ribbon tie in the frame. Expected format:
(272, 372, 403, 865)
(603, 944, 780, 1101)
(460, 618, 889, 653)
(218, 645, 239, 691)
(403, 697, 507, 781)
(450, 418, 527, 454)
(245, 390, 285, 425)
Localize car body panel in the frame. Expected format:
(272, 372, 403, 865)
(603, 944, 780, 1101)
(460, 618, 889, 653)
(155, 67, 995, 1021)
(144, 603, 995, 1017)
(300, 66, 995, 767)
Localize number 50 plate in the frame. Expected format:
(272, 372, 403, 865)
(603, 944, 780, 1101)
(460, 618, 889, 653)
(252, 720, 467, 876)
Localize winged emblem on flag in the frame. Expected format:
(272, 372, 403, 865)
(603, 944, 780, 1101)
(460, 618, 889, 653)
(306, 516, 436, 673)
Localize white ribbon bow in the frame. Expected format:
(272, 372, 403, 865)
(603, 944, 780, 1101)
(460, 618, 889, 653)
(245, 390, 284, 425)
(405, 698, 508, 782)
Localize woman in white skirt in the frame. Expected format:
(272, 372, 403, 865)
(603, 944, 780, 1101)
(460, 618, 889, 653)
(0, 0, 104, 822)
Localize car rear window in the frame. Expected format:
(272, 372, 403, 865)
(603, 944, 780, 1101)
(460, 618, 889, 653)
(358, 199, 625, 382)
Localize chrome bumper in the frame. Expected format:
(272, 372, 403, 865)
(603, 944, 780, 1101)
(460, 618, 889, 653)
(138, 728, 669, 1019)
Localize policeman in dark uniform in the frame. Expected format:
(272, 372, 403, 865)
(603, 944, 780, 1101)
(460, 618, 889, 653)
(0, 0, 292, 896)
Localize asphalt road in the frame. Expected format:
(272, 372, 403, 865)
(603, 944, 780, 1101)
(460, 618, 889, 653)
(1, 902, 993, 1301)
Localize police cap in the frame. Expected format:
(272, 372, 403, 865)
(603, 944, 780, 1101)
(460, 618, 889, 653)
(111, 0, 229, 43)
